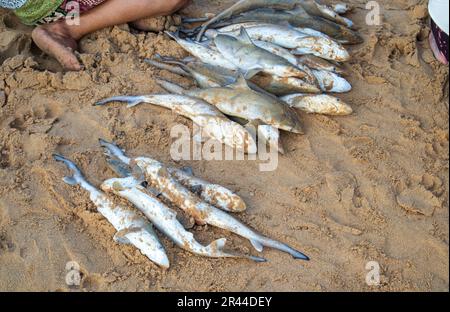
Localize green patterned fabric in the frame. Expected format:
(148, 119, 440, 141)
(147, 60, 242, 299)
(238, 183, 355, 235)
(14, 0, 64, 25)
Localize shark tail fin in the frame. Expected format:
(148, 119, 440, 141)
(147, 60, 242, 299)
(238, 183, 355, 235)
(204, 237, 227, 254)
(205, 238, 267, 263)
(53, 154, 84, 186)
(98, 139, 131, 163)
(255, 236, 310, 261)
(155, 79, 186, 95)
(144, 58, 190, 77)
(94, 96, 146, 108)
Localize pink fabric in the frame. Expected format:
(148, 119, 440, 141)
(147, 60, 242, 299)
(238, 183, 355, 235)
(431, 18, 449, 63)
(61, 0, 106, 13)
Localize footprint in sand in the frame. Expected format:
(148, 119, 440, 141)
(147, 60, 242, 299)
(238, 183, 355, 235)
(422, 173, 445, 197)
(0, 90, 5, 107)
(8, 103, 59, 134)
(396, 185, 441, 216)
(0, 12, 33, 65)
(0, 230, 15, 253)
(0, 145, 9, 169)
(325, 171, 357, 204)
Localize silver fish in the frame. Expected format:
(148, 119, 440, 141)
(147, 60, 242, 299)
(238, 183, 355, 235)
(311, 69, 351, 93)
(214, 28, 313, 81)
(224, 7, 363, 44)
(203, 30, 301, 67)
(135, 156, 310, 260)
(144, 58, 190, 77)
(149, 56, 234, 88)
(153, 57, 302, 97)
(281, 93, 353, 115)
(293, 26, 333, 40)
(165, 32, 237, 71)
(296, 55, 345, 75)
(300, 0, 354, 29)
(101, 176, 265, 262)
(53, 154, 170, 268)
(99, 139, 247, 213)
(250, 73, 320, 95)
(212, 23, 350, 62)
(289, 35, 350, 62)
(95, 94, 257, 154)
(251, 39, 300, 66)
(157, 76, 304, 133)
(200, 32, 342, 95)
(229, 38, 349, 93)
(196, 0, 305, 41)
(168, 169, 248, 212)
(131, 60, 285, 153)
(225, 116, 285, 154)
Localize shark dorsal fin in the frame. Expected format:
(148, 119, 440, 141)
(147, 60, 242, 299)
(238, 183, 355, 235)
(288, 5, 308, 16)
(236, 27, 254, 45)
(230, 75, 252, 90)
(114, 227, 142, 245)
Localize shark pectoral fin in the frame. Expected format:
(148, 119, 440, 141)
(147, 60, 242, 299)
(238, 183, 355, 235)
(277, 140, 286, 155)
(63, 176, 78, 186)
(227, 115, 249, 126)
(244, 119, 262, 138)
(126, 98, 146, 108)
(131, 164, 146, 184)
(278, 20, 294, 29)
(231, 74, 255, 90)
(289, 6, 309, 17)
(155, 79, 186, 95)
(250, 239, 264, 252)
(237, 27, 254, 45)
(114, 233, 131, 245)
(114, 227, 142, 245)
(256, 124, 285, 155)
(106, 158, 133, 178)
(207, 238, 227, 252)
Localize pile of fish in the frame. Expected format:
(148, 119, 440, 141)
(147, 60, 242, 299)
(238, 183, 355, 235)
(53, 139, 309, 268)
(96, 0, 362, 154)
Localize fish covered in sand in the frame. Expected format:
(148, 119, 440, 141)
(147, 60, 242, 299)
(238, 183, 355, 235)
(53, 154, 170, 268)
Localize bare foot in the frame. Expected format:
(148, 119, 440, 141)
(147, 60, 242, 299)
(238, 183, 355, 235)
(429, 33, 448, 65)
(130, 0, 189, 31)
(31, 22, 82, 71)
(130, 15, 183, 32)
(130, 16, 167, 32)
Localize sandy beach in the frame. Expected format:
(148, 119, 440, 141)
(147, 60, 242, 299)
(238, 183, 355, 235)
(0, 0, 448, 291)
